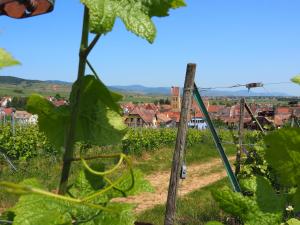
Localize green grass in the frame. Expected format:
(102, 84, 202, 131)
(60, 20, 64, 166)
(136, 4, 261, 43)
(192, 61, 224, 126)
(0, 83, 71, 97)
(0, 137, 237, 213)
(137, 178, 231, 225)
(0, 149, 124, 209)
(133, 142, 236, 175)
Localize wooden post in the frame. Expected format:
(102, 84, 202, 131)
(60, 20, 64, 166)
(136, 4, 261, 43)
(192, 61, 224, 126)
(291, 109, 295, 128)
(244, 102, 265, 134)
(236, 98, 245, 175)
(164, 64, 196, 225)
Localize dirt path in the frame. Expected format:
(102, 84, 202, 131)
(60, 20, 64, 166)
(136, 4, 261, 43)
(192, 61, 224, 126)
(116, 156, 235, 213)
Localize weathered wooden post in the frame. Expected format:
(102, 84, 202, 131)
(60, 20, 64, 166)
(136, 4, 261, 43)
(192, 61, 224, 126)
(244, 102, 265, 134)
(164, 63, 196, 225)
(236, 98, 245, 175)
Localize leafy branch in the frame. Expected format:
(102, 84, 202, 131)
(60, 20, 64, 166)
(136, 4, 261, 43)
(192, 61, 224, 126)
(0, 48, 20, 69)
(0, 153, 134, 211)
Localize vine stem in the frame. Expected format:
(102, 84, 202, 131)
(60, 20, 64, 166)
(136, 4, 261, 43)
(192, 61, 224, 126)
(58, 6, 98, 195)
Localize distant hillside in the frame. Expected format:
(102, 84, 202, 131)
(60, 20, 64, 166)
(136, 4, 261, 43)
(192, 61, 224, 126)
(0, 76, 71, 97)
(0, 76, 290, 97)
(109, 85, 289, 97)
(0, 76, 71, 85)
(109, 85, 170, 95)
(0, 76, 42, 85)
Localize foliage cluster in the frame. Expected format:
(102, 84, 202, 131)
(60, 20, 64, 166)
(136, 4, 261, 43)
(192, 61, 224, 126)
(0, 48, 20, 69)
(122, 128, 261, 155)
(211, 128, 300, 225)
(0, 124, 55, 160)
(0, 160, 153, 225)
(7, 97, 28, 110)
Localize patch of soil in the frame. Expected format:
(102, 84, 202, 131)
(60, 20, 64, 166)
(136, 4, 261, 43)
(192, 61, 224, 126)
(115, 156, 235, 213)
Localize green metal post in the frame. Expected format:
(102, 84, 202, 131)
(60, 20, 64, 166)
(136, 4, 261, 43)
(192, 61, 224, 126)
(193, 83, 241, 192)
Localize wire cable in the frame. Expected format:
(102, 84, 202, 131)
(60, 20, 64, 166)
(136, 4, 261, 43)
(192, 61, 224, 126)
(196, 81, 294, 92)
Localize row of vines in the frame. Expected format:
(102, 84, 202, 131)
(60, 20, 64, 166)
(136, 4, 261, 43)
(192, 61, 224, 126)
(0, 123, 261, 160)
(206, 76, 300, 225)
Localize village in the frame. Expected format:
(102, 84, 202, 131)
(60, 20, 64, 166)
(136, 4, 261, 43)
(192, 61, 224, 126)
(0, 86, 299, 130)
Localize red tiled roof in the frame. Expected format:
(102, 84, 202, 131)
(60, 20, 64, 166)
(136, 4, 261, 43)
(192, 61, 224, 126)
(208, 105, 225, 113)
(195, 112, 204, 117)
(274, 114, 290, 126)
(157, 113, 172, 123)
(2, 108, 13, 115)
(129, 106, 156, 123)
(53, 100, 67, 107)
(276, 107, 290, 114)
(163, 111, 181, 123)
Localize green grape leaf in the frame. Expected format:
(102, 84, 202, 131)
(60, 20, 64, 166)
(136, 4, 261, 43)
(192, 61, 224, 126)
(8, 179, 137, 225)
(27, 75, 127, 148)
(212, 187, 257, 219)
(143, 0, 186, 17)
(11, 179, 72, 225)
(69, 75, 127, 146)
(26, 94, 70, 149)
(212, 187, 282, 225)
(291, 75, 300, 85)
(93, 203, 135, 225)
(292, 188, 300, 212)
(255, 176, 285, 213)
(287, 219, 300, 225)
(240, 176, 257, 194)
(264, 128, 300, 186)
(108, 169, 154, 198)
(68, 162, 108, 203)
(205, 222, 224, 225)
(0, 48, 20, 69)
(81, 0, 186, 43)
(70, 160, 153, 201)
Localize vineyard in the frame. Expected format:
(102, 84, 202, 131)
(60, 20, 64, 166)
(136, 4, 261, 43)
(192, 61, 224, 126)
(1, 0, 300, 225)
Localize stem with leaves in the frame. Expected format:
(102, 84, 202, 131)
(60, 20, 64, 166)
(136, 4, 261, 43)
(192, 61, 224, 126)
(58, 7, 100, 194)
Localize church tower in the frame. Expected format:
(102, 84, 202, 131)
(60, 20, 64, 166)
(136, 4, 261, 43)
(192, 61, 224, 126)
(171, 86, 181, 112)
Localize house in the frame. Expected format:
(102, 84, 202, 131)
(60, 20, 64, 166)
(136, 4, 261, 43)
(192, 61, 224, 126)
(274, 107, 292, 127)
(0, 97, 12, 107)
(121, 102, 135, 115)
(156, 113, 174, 127)
(53, 99, 68, 107)
(162, 111, 181, 127)
(14, 110, 38, 125)
(245, 116, 274, 130)
(159, 104, 172, 112)
(46, 96, 68, 107)
(208, 105, 226, 119)
(124, 106, 157, 128)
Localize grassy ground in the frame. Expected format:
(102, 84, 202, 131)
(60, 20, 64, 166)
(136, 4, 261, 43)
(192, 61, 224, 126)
(0, 140, 237, 211)
(137, 178, 231, 225)
(133, 142, 236, 175)
(0, 83, 71, 97)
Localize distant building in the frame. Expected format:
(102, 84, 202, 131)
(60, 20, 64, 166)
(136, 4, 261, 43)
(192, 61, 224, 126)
(14, 110, 38, 125)
(171, 86, 181, 112)
(124, 106, 157, 128)
(0, 97, 12, 107)
(188, 115, 207, 130)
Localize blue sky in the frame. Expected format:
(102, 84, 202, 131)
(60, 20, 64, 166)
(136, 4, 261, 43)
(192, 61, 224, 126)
(1, 0, 300, 95)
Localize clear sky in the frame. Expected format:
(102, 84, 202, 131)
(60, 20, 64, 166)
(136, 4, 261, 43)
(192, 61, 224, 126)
(1, 0, 300, 95)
